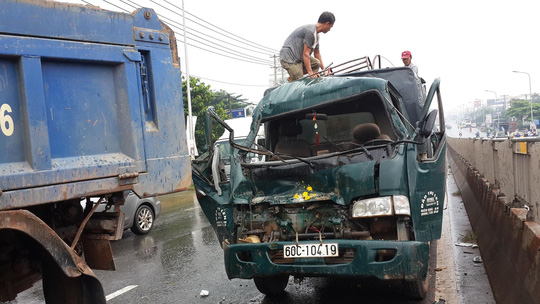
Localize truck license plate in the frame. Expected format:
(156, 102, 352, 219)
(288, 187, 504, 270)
(283, 243, 339, 258)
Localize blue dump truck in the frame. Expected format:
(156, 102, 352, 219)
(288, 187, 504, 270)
(0, 1, 190, 302)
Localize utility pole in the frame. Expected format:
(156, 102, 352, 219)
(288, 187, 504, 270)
(228, 94, 232, 118)
(182, 0, 195, 159)
(501, 94, 507, 110)
(272, 54, 278, 87)
(513, 70, 533, 126)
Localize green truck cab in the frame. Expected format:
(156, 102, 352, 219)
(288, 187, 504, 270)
(192, 66, 446, 299)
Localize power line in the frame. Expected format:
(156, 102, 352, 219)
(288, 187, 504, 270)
(118, 0, 138, 10)
(141, 0, 273, 56)
(122, 0, 273, 64)
(87, 0, 273, 65)
(190, 74, 269, 87)
(156, 14, 273, 64)
(162, 21, 272, 65)
(78, 1, 274, 87)
(102, 0, 130, 12)
(158, 0, 278, 53)
(178, 38, 272, 66)
(81, 0, 277, 56)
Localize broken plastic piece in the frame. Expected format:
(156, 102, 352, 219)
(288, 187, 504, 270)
(454, 242, 478, 248)
(200, 290, 209, 297)
(473, 256, 483, 263)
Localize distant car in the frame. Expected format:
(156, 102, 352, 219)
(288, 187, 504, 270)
(471, 123, 477, 128)
(84, 191, 161, 235)
(512, 128, 529, 138)
(493, 131, 507, 138)
(445, 124, 452, 129)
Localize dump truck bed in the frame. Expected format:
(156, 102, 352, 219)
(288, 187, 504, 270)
(0, 0, 191, 209)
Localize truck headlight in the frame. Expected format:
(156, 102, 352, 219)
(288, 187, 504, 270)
(352, 197, 392, 217)
(393, 195, 411, 216)
(352, 195, 411, 218)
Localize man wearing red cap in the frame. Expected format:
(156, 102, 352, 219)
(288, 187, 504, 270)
(401, 51, 418, 76)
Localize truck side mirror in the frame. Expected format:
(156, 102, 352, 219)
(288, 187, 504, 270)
(420, 109, 438, 138)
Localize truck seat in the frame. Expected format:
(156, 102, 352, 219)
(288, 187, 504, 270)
(273, 120, 312, 158)
(352, 123, 390, 145)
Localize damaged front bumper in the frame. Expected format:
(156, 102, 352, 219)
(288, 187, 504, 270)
(224, 239, 429, 280)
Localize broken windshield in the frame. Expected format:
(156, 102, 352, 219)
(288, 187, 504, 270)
(236, 90, 409, 164)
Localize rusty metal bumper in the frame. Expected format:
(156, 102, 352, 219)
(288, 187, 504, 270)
(224, 239, 429, 280)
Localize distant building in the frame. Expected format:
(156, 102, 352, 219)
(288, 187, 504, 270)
(486, 98, 502, 106)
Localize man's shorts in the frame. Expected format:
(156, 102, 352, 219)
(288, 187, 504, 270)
(281, 57, 321, 81)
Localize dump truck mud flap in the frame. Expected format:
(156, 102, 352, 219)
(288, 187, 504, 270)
(0, 210, 105, 304)
(224, 239, 429, 281)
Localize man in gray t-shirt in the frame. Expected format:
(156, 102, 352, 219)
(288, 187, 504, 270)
(280, 12, 335, 81)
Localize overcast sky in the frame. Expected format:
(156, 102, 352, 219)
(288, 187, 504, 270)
(61, 0, 539, 112)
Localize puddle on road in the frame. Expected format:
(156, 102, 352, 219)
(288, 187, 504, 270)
(158, 189, 197, 213)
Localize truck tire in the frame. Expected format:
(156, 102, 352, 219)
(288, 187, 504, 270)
(253, 275, 289, 297)
(403, 272, 429, 300)
(131, 205, 154, 235)
(398, 222, 430, 300)
(42, 259, 105, 304)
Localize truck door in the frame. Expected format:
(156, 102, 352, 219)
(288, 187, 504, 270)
(191, 107, 235, 246)
(407, 78, 447, 242)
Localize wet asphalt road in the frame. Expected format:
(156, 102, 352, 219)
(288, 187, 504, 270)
(98, 191, 439, 304)
(14, 175, 493, 303)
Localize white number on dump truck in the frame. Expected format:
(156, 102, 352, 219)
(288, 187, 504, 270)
(1, 103, 14, 136)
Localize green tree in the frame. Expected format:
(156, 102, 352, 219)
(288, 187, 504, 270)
(506, 99, 540, 126)
(182, 77, 227, 151)
(213, 90, 249, 117)
(532, 93, 540, 103)
(472, 106, 501, 126)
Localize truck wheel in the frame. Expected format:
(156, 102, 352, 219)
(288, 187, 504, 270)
(253, 275, 289, 296)
(403, 273, 429, 300)
(42, 259, 105, 304)
(131, 205, 154, 235)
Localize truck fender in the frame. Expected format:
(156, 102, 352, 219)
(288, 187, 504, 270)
(0, 210, 105, 304)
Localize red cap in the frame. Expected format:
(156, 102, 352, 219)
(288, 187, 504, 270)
(401, 51, 411, 59)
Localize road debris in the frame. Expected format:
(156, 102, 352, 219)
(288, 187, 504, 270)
(200, 290, 209, 297)
(454, 242, 478, 248)
(473, 256, 483, 263)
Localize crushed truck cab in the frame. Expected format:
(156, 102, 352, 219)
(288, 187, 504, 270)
(192, 66, 446, 299)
